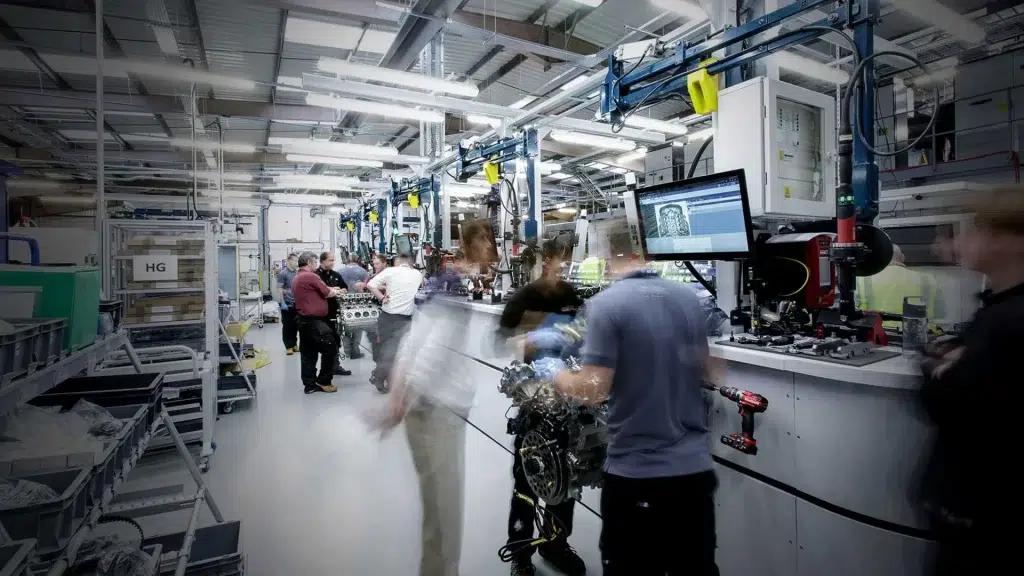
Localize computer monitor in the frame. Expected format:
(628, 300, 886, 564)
(358, 241, 372, 260)
(395, 234, 414, 258)
(634, 169, 754, 261)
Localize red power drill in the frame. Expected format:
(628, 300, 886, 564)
(706, 384, 769, 455)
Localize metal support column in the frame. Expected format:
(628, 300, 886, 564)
(852, 0, 878, 221)
(95, 0, 106, 292)
(422, 31, 445, 252)
(0, 160, 17, 264)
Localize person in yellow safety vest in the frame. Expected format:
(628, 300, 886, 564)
(857, 245, 938, 329)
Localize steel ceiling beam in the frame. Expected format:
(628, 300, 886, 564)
(260, 0, 403, 28)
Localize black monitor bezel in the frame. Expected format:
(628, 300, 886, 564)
(633, 168, 755, 262)
(394, 234, 414, 257)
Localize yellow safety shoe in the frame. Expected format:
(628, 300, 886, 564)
(317, 384, 338, 393)
(286, 347, 296, 355)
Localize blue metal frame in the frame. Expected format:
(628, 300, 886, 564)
(390, 174, 442, 246)
(0, 159, 20, 264)
(454, 129, 540, 241)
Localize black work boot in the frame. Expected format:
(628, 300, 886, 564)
(510, 557, 536, 576)
(538, 542, 586, 576)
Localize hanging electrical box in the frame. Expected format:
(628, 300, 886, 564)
(715, 77, 836, 220)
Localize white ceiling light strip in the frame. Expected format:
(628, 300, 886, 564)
(551, 131, 637, 152)
(115, 59, 255, 91)
(269, 137, 398, 158)
(892, 0, 986, 44)
(167, 138, 256, 154)
(623, 116, 689, 135)
(285, 154, 385, 168)
(270, 193, 342, 205)
(318, 57, 478, 98)
(306, 93, 444, 123)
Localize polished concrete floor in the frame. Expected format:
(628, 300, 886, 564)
(128, 322, 605, 575)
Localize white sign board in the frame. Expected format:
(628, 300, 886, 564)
(132, 255, 179, 282)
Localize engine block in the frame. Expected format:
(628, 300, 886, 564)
(336, 293, 380, 330)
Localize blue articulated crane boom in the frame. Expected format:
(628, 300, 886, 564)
(359, 199, 388, 254)
(455, 128, 539, 241)
(600, 0, 927, 329)
(390, 175, 442, 248)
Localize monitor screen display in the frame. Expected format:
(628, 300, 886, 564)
(634, 169, 754, 261)
(395, 235, 413, 258)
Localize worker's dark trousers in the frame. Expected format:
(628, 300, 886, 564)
(297, 316, 337, 388)
(281, 307, 298, 349)
(600, 470, 720, 576)
(373, 311, 412, 383)
(507, 431, 575, 557)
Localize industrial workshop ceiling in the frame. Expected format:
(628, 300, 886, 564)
(0, 0, 1021, 214)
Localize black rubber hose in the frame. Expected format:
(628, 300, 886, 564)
(686, 135, 714, 180)
(682, 135, 717, 297)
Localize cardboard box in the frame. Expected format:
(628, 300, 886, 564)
(130, 296, 205, 317)
(125, 259, 204, 290)
(123, 312, 203, 325)
(121, 236, 205, 256)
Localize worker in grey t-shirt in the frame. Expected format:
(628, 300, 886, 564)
(337, 253, 370, 358)
(277, 253, 299, 353)
(544, 263, 720, 576)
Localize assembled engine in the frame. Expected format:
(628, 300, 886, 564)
(499, 320, 607, 506)
(336, 293, 380, 330)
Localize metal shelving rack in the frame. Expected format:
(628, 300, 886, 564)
(104, 220, 219, 468)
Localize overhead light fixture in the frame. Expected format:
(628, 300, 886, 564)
(269, 137, 398, 158)
(624, 116, 689, 135)
(688, 127, 714, 142)
(893, 0, 985, 44)
(305, 93, 445, 123)
(116, 60, 256, 91)
(510, 95, 538, 109)
(551, 131, 636, 151)
(672, 140, 687, 148)
(547, 172, 572, 180)
(609, 167, 628, 174)
(651, 0, 707, 21)
(559, 74, 592, 93)
(466, 114, 502, 128)
(567, 0, 604, 7)
(678, 113, 711, 125)
(285, 154, 384, 167)
(284, 16, 364, 51)
(618, 147, 648, 163)
(558, 207, 578, 214)
(271, 174, 361, 187)
(769, 52, 850, 84)
(270, 193, 341, 205)
(539, 161, 562, 173)
(168, 138, 257, 154)
(318, 57, 479, 97)
(586, 162, 609, 169)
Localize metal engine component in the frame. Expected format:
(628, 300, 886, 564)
(337, 293, 381, 330)
(499, 316, 607, 505)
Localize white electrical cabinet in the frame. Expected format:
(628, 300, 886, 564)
(716, 77, 837, 219)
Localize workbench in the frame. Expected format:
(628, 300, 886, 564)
(417, 293, 936, 576)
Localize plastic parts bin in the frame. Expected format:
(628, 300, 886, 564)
(0, 265, 100, 352)
(99, 300, 123, 332)
(145, 521, 242, 576)
(0, 468, 91, 554)
(86, 404, 148, 505)
(0, 324, 38, 385)
(0, 539, 35, 576)
(31, 373, 163, 432)
(5, 318, 67, 366)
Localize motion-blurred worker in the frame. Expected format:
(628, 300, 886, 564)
(278, 253, 299, 355)
(376, 219, 497, 576)
(366, 253, 423, 393)
(338, 252, 370, 359)
(292, 252, 345, 394)
(857, 245, 938, 327)
(919, 188, 1024, 576)
(497, 240, 585, 576)
(316, 251, 351, 377)
(542, 255, 720, 576)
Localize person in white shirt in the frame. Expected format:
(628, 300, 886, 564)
(366, 254, 423, 392)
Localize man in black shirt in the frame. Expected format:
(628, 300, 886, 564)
(497, 240, 585, 576)
(316, 251, 352, 377)
(919, 188, 1024, 576)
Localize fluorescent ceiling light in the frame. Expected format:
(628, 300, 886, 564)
(306, 93, 444, 123)
(540, 162, 562, 173)
(318, 57, 478, 97)
(618, 147, 648, 163)
(270, 193, 341, 205)
(284, 16, 363, 50)
(679, 113, 710, 125)
(117, 59, 256, 91)
(560, 74, 592, 92)
(286, 154, 384, 167)
(586, 162, 609, 169)
(893, 0, 985, 44)
(688, 128, 714, 142)
(467, 114, 502, 128)
(672, 140, 687, 147)
(269, 137, 398, 158)
(547, 172, 572, 180)
(624, 116, 689, 135)
(769, 52, 850, 84)
(550, 130, 636, 152)
(651, 0, 707, 21)
(510, 96, 538, 109)
(558, 207, 578, 214)
(609, 167, 628, 174)
(167, 138, 257, 154)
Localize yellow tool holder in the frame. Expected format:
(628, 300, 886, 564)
(369, 211, 378, 224)
(408, 193, 420, 209)
(483, 161, 501, 185)
(345, 221, 355, 232)
(687, 59, 720, 115)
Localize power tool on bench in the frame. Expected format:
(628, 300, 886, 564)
(704, 383, 769, 456)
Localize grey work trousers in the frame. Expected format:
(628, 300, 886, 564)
(405, 404, 467, 576)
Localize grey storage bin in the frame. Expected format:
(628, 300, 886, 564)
(85, 404, 149, 505)
(0, 324, 38, 385)
(0, 539, 35, 576)
(146, 521, 242, 576)
(0, 468, 91, 554)
(5, 318, 67, 366)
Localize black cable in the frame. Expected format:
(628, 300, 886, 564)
(497, 492, 569, 563)
(686, 135, 714, 180)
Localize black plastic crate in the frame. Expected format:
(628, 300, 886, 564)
(31, 373, 164, 431)
(0, 539, 35, 576)
(144, 521, 242, 576)
(0, 468, 90, 554)
(83, 404, 148, 506)
(99, 300, 123, 332)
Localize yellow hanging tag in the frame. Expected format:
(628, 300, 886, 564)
(369, 211, 378, 224)
(408, 193, 420, 209)
(483, 161, 501, 185)
(346, 221, 355, 232)
(687, 59, 720, 114)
